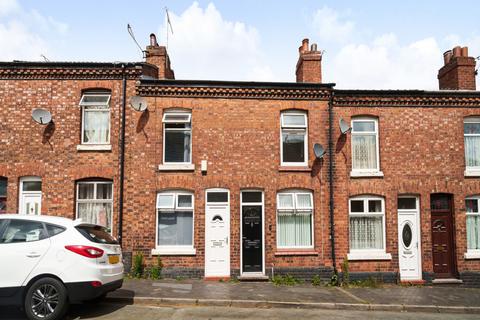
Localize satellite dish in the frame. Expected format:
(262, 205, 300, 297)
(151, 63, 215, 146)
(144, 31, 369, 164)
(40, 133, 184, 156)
(339, 118, 351, 134)
(313, 143, 326, 159)
(130, 96, 147, 112)
(31, 108, 52, 125)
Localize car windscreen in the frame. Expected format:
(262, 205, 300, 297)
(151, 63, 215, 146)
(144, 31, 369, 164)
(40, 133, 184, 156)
(75, 225, 118, 245)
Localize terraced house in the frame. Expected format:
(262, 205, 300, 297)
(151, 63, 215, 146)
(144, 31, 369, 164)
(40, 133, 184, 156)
(1, 35, 480, 286)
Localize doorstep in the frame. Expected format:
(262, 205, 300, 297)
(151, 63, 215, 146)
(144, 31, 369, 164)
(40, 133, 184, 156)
(238, 274, 269, 281)
(431, 278, 463, 285)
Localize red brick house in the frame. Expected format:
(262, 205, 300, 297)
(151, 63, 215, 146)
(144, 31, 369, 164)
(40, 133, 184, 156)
(1, 35, 479, 285)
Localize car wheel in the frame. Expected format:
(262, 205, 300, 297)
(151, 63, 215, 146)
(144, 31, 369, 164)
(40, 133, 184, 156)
(24, 277, 69, 320)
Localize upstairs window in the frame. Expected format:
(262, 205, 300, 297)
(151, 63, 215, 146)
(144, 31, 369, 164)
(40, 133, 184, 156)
(76, 181, 113, 232)
(163, 111, 192, 164)
(0, 178, 6, 213)
(351, 118, 380, 173)
(80, 92, 111, 145)
(464, 118, 480, 172)
(280, 111, 308, 166)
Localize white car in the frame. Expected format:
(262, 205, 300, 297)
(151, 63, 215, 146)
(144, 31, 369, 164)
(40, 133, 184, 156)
(0, 214, 124, 320)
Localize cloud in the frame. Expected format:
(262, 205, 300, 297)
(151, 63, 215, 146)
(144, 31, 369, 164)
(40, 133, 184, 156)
(312, 6, 354, 43)
(159, 2, 275, 81)
(0, 0, 68, 61)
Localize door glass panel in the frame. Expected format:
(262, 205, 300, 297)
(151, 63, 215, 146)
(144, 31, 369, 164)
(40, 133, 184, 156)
(431, 195, 450, 210)
(398, 197, 417, 210)
(207, 192, 228, 203)
(242, 192, 262, 203)
(402, 224, 413, 248)
(22, 181, 41, 192)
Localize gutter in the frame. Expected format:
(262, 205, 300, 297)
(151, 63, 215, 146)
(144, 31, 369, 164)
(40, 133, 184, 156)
(328, 90, 337, 275)
(118, 64, 127, 245)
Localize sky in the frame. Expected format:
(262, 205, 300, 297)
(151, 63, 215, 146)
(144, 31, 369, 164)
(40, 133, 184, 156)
(1, 0, 479, 89)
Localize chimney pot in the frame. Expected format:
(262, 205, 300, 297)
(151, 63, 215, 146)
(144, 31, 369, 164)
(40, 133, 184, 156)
(150, 33, 158, 46)
(311, 43, 318, 51)
(462, 46, 469, 57)
(302, 38, 309, 52)
(443, 50, 452, 65)
(453, 46, 462, 57)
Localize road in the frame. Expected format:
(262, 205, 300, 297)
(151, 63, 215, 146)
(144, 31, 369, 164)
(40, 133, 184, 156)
(0, 303, 478, 320)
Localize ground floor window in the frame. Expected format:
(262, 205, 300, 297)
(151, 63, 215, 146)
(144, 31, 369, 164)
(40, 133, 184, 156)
(0, 177, 7, 213)
(349, 196, 385, 251)
(76, 181, 113, 232)
(156, 191, 194, 251)
(466, 196, 480, 252)
(276, 190, 313, 249)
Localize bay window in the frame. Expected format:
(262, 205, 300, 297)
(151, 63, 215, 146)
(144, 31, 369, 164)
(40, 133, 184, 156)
(348, 196, 390, 260)
(351, 117, 382, 176)
(280, 111, 308, 166)
(276, 190, 313, 248)
(76, 181, 113, 232)
(464, 118, 480, 176)
(155, 190, 195, 255)
(79, 93, 111, 145)
(466, 196, 480, 258)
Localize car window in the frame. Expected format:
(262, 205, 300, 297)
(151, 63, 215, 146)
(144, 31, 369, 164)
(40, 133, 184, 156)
(0, 220, 48, 244)
(0, 220, 8, 239)
(75, 225, 118, 244)
(45, 223, 66, 237)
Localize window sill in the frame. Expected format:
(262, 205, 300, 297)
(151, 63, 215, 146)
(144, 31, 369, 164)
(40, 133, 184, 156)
(158, 163, 195, 171)
(350, 171, 384, 178)
(275, 250, 317, 256)
(465, 170, 480, 177)
(464, 251, 480, 259)
(151, 247, 196, 256)
(347, 252, 392, 261)
(76, 144, 111, 151)
(278, 166, 311, 172)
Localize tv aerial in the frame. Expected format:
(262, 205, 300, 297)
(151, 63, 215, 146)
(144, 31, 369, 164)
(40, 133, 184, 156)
(130, 96, 148, 112)
(31, 108, 52, 125)
(339, 118, 352, 134)
(313, 143, 326, 159)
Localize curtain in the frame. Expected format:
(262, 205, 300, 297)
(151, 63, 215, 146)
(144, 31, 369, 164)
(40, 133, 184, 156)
(297, 194, 312, 208)
(349, 216, 383, 250)
(352, 135, 377, 170)
(465, 136, 480, 168)
(84, 110, 109, 144)
(77, 202, 112, 230)
(158, 210, 193, 246)
(467, 215, 480, 250)
(278, 194, 293, 208)
(278, 212, 312, 247)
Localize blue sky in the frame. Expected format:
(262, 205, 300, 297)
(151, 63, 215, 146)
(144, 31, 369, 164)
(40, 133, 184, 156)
(1, 0, 479, 89)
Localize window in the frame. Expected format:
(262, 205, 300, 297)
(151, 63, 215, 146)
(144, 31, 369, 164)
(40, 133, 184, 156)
(348, 196, 390, 260)
(280, 111, 308, 166)
(466, 196, 480, 257)
(276, 190, 313, 248)
(155, 191, 194, 254)
(163, 111, 192, 164)
(75, 225, 118, 244)
(0, 219, 47, 244)
(80, 92, 111, 145)
(76, 181, 113, 232)
(464, 118, 480, 174)
(351, 117, 381, 175)
(0, 178, 7, 213)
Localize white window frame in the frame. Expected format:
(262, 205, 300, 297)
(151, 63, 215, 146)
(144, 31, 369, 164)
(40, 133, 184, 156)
(280, 111, 308, 167)
(153, 190, 196, 255)
(276, 190, 314, 249)
(464, 117, 480, 176)
(350, 117, 383, 177)
(75, 181, 113, 232)
(161, 110, 193, 168)
(465, 196, 480, 259)
(79, 93, 111, 146)
(348, 195, 391, 260)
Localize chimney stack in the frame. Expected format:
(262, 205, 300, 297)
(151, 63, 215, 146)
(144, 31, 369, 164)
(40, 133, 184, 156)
(296, 38, 322, 83)
(438, 45, 476, 90)
(145, 33, 175, 79)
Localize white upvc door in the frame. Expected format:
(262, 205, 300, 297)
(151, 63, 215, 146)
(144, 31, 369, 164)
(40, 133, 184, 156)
(398, 196, 422, 281)
(205, 189, 230, 278)
(19, 177, 42, 215)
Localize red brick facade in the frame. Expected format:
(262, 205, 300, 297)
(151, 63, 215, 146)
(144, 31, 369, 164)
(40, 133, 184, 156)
(1, 39, 479, 284)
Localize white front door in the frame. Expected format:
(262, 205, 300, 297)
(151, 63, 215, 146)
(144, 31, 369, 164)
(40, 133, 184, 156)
(19, 177, 42, 215)
(398, 196, 422, 281)
(205, 189, 230, 278)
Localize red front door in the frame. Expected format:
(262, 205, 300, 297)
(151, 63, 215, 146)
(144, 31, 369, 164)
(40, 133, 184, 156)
(430, 194, 456, 278)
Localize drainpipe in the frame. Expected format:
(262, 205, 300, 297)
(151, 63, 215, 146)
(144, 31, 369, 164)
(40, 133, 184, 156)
(328, 90, 337, 275)
(118, 64, 127, 245)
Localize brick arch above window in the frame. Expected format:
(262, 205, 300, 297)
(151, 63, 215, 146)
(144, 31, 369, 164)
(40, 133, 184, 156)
(70, 166, 115, 181)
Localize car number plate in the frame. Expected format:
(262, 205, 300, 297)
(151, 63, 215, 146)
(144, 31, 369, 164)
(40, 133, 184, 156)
(108, 255, 120, 264)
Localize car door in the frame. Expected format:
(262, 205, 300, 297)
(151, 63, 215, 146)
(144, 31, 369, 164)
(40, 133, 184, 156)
(0, 219, 51, 297)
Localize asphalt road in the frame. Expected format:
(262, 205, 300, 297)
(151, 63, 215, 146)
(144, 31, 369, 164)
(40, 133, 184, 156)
(1, 303, 479, 320)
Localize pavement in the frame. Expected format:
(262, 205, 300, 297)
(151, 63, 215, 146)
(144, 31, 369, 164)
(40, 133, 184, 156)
(104, 279, 480, 314)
